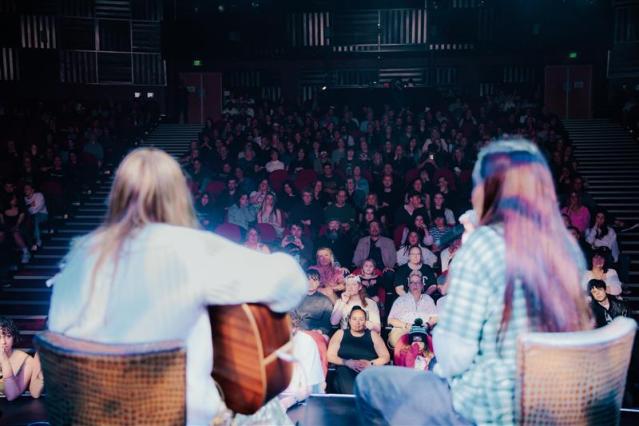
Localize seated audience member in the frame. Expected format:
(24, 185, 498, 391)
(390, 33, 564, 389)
(327, 306, 390, 394)
(353, 220, 396, 271)
(428, 212, 450, 253)
(278, 181, 298, 214)
(400, 214, 434, 247)
(194, 193, 220, 231)
(310, 247, 347, 304)
(429, 192, 456, 226)
(216, 178, 240, 211)
(387, 270, 437, 347)
(589, 279, 627, 328)
(315, 219, 354, 268)
(1, 195, 30, 264)
(584, 248, 623, 296)
(23, 184, 48, 250)
(0, 316, 44, 400)
(257, 192, 284, 237)
(354, 259, 384, 304)
(440, 238, 462, 273)
(289, 189, 323, 234)
(243, 227, 270, 254)
(292, 269, 334, 337)
(394, 191, 428, 227)
(226, 192, 258, 231)
(280, 222, 313, 267)
(249, 178, 270, 206)
(397, 230, 437, 268)
(393, 319, 436, 371)
(324, 189, 356, 226)
(331, 275, 381, 333)
(394, 247, 437, 296)
(585, 210, 619, 263)
(561, 191, 591, 233)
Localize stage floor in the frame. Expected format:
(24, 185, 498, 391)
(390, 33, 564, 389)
(2, 395, 639, 426)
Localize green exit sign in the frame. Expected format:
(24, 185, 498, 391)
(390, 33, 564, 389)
(568, 52, 578, 59)
(193, 59, 203, 67)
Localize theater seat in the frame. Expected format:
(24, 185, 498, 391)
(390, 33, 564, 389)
(215, 222, 243, 242)
(35, 331, 186, 426)
(256, 223, 278, 245)
(294, 169, 317, 193)
(516, 317, 636, 425)
(268, 170, 288, 193)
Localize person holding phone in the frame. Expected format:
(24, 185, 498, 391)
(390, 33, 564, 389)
(331, 275, 381, 333)
(387, 270, 438, 347)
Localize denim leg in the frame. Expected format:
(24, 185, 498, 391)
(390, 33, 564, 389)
(33, 212, 48, 243)
(354, 367, 471, 426)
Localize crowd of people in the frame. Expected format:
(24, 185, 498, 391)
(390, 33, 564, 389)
(0, 89, 634, 422)
(178, 91, 630, 395)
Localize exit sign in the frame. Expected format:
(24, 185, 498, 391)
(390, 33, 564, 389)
(193, 59, 203, 67)
(568, 52, 578, 59)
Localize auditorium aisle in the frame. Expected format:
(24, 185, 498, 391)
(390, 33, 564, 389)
(564, 118, 639, 317)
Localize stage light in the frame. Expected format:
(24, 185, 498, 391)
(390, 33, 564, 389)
(147, 92, 154, 99)
(134, 92, 141, 98)
(321, 86, 327, 91)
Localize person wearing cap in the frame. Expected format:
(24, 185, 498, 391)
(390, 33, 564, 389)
(355, 140, 592, 425)
(387, 270, 437, 347)
(393, 318, 436, 371)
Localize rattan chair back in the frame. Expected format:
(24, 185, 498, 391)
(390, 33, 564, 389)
(516, 317, 636, 425)
(35, 331, 186, 426)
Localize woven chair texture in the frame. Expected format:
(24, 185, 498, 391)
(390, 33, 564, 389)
(35, 331, 186, 426)
(516, 317, 636, 425)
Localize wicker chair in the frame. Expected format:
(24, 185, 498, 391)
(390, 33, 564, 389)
(516, 317, 636, 425)
(35, 331, 186, 426)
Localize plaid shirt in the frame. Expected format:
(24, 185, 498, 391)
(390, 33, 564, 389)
(437, 224, 585, 424)
(437, 224, 524, 425)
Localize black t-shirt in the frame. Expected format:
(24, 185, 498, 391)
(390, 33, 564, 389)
(394, 263, 437, 290)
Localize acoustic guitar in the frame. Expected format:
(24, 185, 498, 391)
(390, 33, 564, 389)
(208, 304, 294, 415)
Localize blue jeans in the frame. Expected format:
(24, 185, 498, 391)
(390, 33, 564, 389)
(354, 367, 472, 426)
(32, 212, 48, 244)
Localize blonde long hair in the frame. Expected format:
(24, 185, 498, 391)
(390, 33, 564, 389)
(87, 148, 198, 301)
(473, 140, 591, 336)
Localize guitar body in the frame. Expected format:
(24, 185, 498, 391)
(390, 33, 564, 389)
(208, 304, 293, 415)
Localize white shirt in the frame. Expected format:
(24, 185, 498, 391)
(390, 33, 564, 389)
(48, 223, 307, 426)
(583, 269, 623, 296)
(25, 192, 47, 215)
(331, 297, 381, 331)
(285, 332, 325, 393)
(585, 226, 620, 262)
(388, 293, 437, 324)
